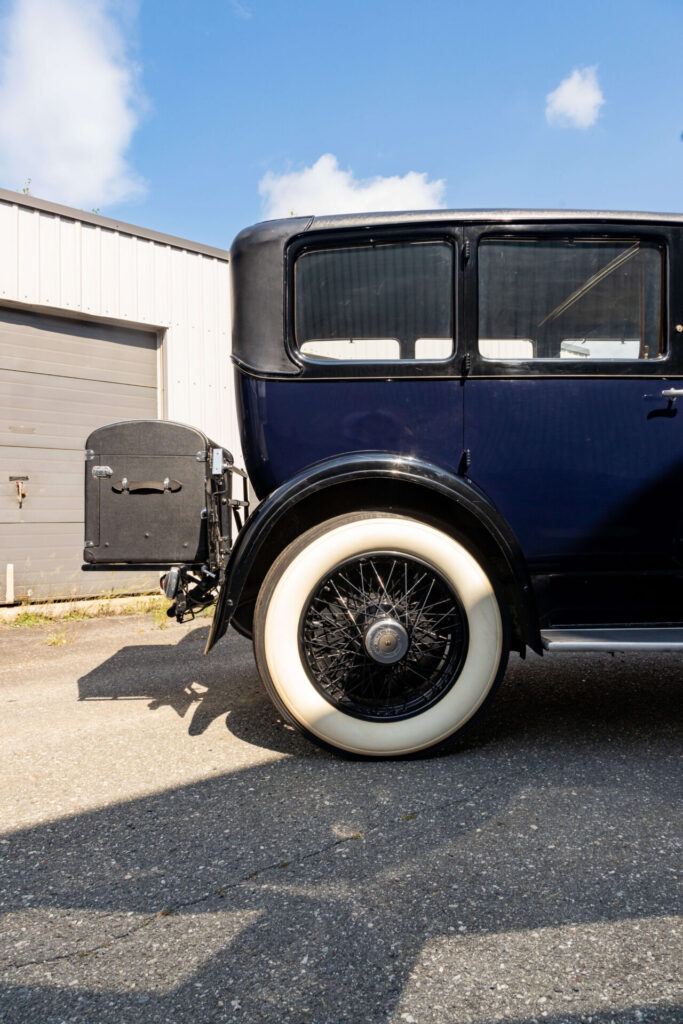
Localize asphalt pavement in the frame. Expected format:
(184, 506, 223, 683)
(0, 612, 681, 1024)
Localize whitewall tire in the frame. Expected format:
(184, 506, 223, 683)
(253, 513, 507, 757)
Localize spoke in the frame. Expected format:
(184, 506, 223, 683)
(412, 619, 455, 638)
(343, 673, 375, 699)
(342, 659, 385, 698)
(325, 662, 365, 691)
(396, 569, 429, 609)
(301, 552, 466, 720)
(312, 608, 359, 640)
(309, 618, 359, 642)
(305, 630, 359, 646)
(415, 595, 457, 614)
(321, 646, 366, 677)
(402, 662, 434, 686)
(370, 558, 397, 612)
(305, 636, 361, 661)
(410, 578, 435, 639)
(359, 560, 367, 606)
(406, 640, 442, 661)
(306, 641, 361, 663)
(328, 580, 365, 639)
(402, 561, 410, 626)
(419, 607, 461, 632)
(312, 628, 359, 651)
(408, 647, 441, 665)
(311, 597, 360, 624)
(336, 570, 371, 604)
(383, 559, 398, 612)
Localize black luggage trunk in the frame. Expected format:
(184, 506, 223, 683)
(84, 420, 241, 568)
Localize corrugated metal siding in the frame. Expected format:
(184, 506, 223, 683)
(0, 522, 157, 603)
(0, 197, 238, 459)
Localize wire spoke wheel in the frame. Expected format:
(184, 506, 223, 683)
(254, 513, 507, 757)
(300, 553, 469, 720)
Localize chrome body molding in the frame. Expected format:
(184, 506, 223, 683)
(541, 628, 683, 651)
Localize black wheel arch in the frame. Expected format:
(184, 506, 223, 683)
(205, 453, 542, 656)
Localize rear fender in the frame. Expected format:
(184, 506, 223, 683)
(205, 453, 541, 654)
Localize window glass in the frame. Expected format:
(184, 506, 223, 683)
(295, 241, 454, 361)
(478, 238, 663, 360)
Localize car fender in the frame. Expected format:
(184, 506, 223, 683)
(205, 452, 540, 654)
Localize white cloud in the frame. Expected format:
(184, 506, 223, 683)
(259, 153, 446, 218)
(0, 0, 145, 208)
(229, 0, 252, 17)
(545, 66, 605, 129)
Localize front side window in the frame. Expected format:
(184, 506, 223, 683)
(295, 240, 454, 362)
(478, 238, 664, 361)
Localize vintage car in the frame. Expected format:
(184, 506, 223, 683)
(83, 209, 683, 757)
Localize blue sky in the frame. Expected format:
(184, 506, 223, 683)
(0, 0, 681, 249)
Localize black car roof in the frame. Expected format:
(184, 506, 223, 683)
(306, 208, 683, 230)
(230, 210, 682, 377)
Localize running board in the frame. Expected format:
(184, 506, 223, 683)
(541, 627, 683, 652)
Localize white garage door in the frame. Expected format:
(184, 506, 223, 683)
(0, 308, 159, 602)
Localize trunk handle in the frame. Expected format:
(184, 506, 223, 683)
(112, 478, 182, 494)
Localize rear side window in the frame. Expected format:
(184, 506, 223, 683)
(478, 238, 664, 361)
(294, 240, 454, 362)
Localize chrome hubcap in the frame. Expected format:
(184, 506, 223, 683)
(364, 618, 410, 664)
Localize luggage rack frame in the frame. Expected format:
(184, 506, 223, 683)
(82, 453, 249, 624)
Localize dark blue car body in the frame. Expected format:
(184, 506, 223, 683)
(214, 210, 683, 654)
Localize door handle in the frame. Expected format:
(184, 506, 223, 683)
(661, 389, 683, 399)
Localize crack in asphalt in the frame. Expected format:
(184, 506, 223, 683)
(1, 778, 489, 972)
(1, 911, 164, 971)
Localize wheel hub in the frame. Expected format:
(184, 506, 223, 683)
(364, 618, 409, 664)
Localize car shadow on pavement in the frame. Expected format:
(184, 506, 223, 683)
(2, 643, 682, 1023)
(76, 625, 320, 756)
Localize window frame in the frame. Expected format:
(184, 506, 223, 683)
(465, 222, 678, 378)
(285, 226, 462, 380)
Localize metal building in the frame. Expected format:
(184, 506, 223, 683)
(0, 187, 237, 603)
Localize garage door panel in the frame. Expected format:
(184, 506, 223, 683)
(0, 309, 158, 387)
(0, 447, 84, 524)
(0, 369, 157, 449)
(0, 523, 159, 602)
(1, 308, 159, 603)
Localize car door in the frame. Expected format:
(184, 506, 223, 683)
(462, 220, 683, 627)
